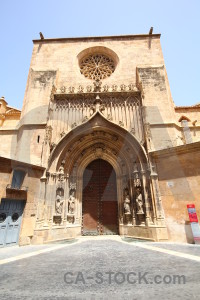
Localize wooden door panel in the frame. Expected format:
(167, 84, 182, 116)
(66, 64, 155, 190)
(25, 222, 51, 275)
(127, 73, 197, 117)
(82, 202, 99, 235)
(101, 201, 118, 234)
(82, 159, 118, 235)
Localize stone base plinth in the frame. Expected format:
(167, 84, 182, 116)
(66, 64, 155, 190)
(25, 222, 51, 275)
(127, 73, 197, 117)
(119, 224, 168, 241)
(31, 225, 81, 244)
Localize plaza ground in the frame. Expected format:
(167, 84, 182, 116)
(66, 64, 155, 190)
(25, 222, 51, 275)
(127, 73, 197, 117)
(0, 236, 200, 300)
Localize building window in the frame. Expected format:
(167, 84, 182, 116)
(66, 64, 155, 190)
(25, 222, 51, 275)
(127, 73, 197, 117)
(80, 53, 115, 80)
(181, 119, 193, 144)
(11, 170, 26, 189)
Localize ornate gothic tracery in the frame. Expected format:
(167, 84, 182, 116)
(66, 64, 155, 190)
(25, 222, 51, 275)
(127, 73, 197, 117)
(80, 54, 115, 80)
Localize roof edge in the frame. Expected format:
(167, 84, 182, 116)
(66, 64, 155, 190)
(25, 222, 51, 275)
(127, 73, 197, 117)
(32, 33, 161, 43)
(150, 141, 200, 158)
(175, 104, 200, 110)
(0, 156, 45, 171)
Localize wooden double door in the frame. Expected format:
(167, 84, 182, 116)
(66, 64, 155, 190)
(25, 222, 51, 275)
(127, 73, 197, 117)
(82, 159, 118, 235)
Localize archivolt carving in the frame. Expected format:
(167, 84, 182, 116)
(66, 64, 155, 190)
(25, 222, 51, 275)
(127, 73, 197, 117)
(94, 143, 115, 159)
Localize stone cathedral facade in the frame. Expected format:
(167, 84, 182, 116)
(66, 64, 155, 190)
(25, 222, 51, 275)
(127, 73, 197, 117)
(0, 31, 200, 247)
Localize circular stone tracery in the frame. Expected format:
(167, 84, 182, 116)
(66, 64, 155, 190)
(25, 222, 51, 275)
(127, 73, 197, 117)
(80, 54, 115, 80)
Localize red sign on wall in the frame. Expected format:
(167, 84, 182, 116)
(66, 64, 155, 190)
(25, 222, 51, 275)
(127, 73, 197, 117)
(187, 204, 199, 223)
(187, 204, 200, 244)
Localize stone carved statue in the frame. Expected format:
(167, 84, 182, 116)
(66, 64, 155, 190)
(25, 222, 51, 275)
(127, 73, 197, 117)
(123, 188, 131, 214)
(123, 188, 132, 225)
(136, 188, 144, 214)
(133, 163, 142, 188)
(93, 79, 102, 92)
(55, 190, 64, 215)
(58, 160, 65, 181)
(68, 190, 76, 214)
(134, 171, 141, 188)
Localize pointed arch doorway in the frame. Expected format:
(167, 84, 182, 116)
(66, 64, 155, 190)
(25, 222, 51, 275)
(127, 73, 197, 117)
(82, 159, 118, 235)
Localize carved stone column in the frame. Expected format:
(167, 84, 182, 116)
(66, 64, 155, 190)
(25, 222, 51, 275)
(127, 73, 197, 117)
(149, 165, 165, 225)
(64, 174, 69, 224)
(122, 173, 132, 225)
(53, 160, 66, 225)
(41, 125, 52, 166)
(35, 174, 47, 228)
(66, 182, 77, 224)
(144, 122, 152, 150)
(42, 176, 49, 228)
(123, 186, 132, 225)
(132, 164, 145, 225)
(117, 175, 124, 225)
(140, 169, 151, 226)
(129, 174, 136, 225)
(45, 171, 53, 225)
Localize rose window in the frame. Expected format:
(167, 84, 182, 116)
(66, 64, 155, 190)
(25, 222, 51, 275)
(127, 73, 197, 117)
(80, 54, 115, 80)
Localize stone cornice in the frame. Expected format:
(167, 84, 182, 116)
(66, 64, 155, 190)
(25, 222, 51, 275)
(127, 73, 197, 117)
(0, 123, 46, 132)
(7, 106, 21, 112)
(0, 109, 21, 119)
(0, 128, 18, 132)
(53, 83, 139, 96)
(175, 105, 200, 110)
(149, 122, 200, 130)
(150, 141, 200, 158)
(6, 111, 21, 116)
(0, 156, 45, 171)
(33, 33, 161, 44)
(54, 91, 140, 101)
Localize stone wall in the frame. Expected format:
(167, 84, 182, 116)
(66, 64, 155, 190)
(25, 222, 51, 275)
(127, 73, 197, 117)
(153, 142, 200, 243)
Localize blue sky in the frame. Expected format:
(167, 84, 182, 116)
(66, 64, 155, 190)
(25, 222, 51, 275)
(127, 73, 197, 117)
(1, 0, 200, 109)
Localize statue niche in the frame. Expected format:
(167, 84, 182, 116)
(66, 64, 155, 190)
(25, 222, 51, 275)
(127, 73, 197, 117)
(123, 188, 132, 225)
(53, 187, 64, 225)
(68, 190, 76, 214)
(135, 186, 145, 225)
(135, 187, 144, 215)
(132, 163, 145, 224)
(58, 160, 65, 182)
(67, 185, 77, 224)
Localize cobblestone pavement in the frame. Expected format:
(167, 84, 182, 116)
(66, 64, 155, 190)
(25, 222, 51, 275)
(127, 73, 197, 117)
(0, 239, 77, 260)
(146, 242, 200, 257)
(0, 236, 200, 300)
